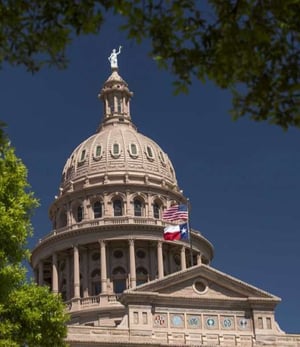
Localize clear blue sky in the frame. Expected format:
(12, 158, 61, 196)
(1, 16, 299, 333)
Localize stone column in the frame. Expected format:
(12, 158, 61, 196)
(85, 196, 91, 220)
(103, 193, 108, 217)
(67, 204, 72, 225)
(147, 195, 152, 217)
(181, 246, 186, 270)
(82, 248, 89, 297)
(38, 261, 44, 286)
(157, 241, 164, 279)
(113, 95, 117, 114)
(52, 253, 58, 294)
(73, 245, 80, 298)
(100, 240, 107, 294)
(126, 191, 131, 215)
(129, 239, 136, 288)
(127, 97, 130, 116)
(65, 254, 70, 300)
(34, 268, 38, 284)
(197, 253, 202, 265)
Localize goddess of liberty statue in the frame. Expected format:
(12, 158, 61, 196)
(108, 46, 122, 69)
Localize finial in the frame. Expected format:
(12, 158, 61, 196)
(108, 46, 122, 70)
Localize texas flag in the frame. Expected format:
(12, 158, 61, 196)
(163, 223, 189, 241)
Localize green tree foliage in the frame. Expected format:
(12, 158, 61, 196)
(0, 127, 68, 346)
(0, 1, 299, 128)
(0, 284, 68, 347)
(0, 127, 37, 301)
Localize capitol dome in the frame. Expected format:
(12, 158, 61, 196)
(60, 69, 178, 195)
(32, 63, 214, 332)
(60, 118, 178, 193)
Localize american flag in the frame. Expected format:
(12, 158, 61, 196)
(162, 204, 188, 222)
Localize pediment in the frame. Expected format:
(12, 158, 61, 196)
(125, 264, 280, 303)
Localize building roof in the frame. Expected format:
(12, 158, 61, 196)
(59, 69, 179, 195)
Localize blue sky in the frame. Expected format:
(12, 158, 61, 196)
(1, 16, 300, 333)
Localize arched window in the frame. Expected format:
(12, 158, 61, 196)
(60, 279, 67, 301)
(57, 209, 67, 228)
(91, 269, 101, 296)
(94, 145, 102, 158)
(77, 205, 83, 222)
(79, 149, 86, 162)
(134, 198, 143, 217)
(109, 96, 114, 114)
(112, 267, 127, 294)
(113, 143, 120, 156)
(113, 199, 123, 216)
(129, 143, 138, 157)
(93, 201, 102, 219)
(153, 203, 160, 219)
(158, 151, 165, 164)
(136, 267, 148, 286)
(146, 145, 154, 159)
(117, 96, 122, 113)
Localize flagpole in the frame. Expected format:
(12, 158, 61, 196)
(187, 198, 193, 267)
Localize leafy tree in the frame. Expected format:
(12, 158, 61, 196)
(0, 284, 68, 347)
(0, 126, 37, 301)
(0, 127, 68, 346)
(0, 0, 299, 129)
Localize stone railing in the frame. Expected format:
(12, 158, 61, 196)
(38, 217, 165, 244)
(80, 295, 100, 306)
(65, 294, 121, 311)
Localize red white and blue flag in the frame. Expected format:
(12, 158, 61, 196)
(163, 223, 189, 241)
(162, 204, 188, 222)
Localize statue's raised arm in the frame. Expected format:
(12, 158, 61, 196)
(108, 46, 122, 69)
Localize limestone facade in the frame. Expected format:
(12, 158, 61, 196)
(31, 66, 300, 347)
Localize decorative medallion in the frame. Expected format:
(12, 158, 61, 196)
(221, 317, 233, 329)
(187, 315, 201, 328)
(171, 314, 184, 328)
(153, 314, 167, 328)
(238, 318, 250, 330)
(206, 318, 215, 327)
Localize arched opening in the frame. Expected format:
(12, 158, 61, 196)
(136, 267, 148, 286)
(112, 266, 127, 294)
(77, 205, 83, 222)
(57, 209, 67, 228)
(91, 269, 101, 296)
(113, 199, 123, 217)
(134, 198, 143, 217)
(93, 201, 102, 219)
(60, 278, 67, 301)
(153, 202, 161, 219)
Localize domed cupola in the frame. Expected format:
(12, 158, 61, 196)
(98, 68, 134, 128)
(58, 61, 181, 197)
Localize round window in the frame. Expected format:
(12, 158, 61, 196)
(113, 250, 124, 258)
(92, 252, 100, 261)
(193, 279, 208, 294)
(136, 249, 146, 259)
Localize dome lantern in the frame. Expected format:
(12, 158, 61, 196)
(98, 46, 133, 128)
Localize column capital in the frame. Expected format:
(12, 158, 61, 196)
(98, 239, 107, 246)
(128, 238, 135, 246)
